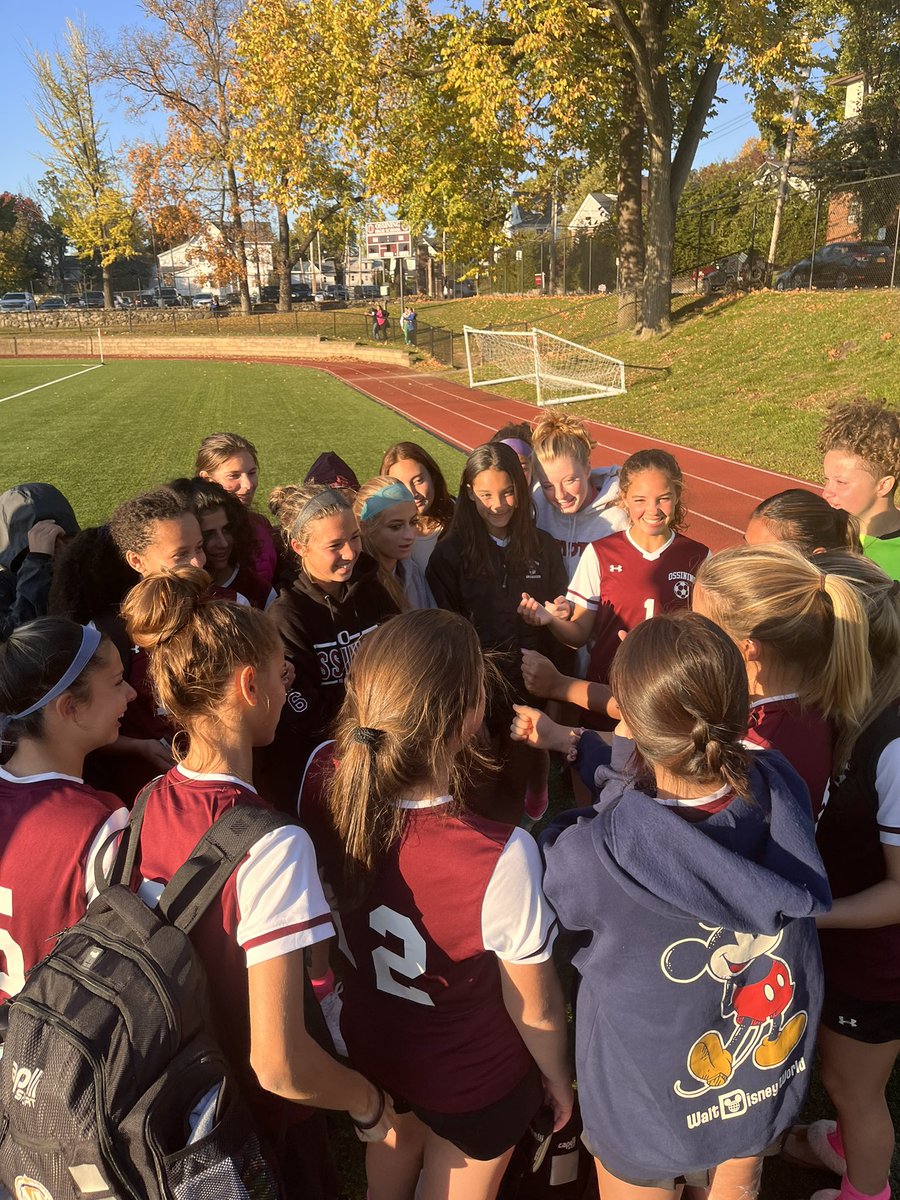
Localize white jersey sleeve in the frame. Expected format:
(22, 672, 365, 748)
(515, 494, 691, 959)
(481, 827, 558, 963)
(235, 825, 335, 966)
(875, 738, 900, 847)
(84, 807, 130, 905)
(566, 543, 602, 612)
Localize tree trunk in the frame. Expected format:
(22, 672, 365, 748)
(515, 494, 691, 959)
(641, 123, 675, 336)
(276, 204, 291, 312)
(102, 262, 113, 311)
(225, 164, 252, 315)
(617, 71, 645, 332)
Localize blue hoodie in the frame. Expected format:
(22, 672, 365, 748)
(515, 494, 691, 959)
(540, 751, 830, 1185)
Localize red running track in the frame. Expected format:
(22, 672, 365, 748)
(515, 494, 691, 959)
(299, 359, 818, 553)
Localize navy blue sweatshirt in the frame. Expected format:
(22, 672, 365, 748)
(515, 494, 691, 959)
(540, 751, 830, 1184)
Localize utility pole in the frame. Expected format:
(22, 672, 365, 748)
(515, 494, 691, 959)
(767, 69, 809, 282)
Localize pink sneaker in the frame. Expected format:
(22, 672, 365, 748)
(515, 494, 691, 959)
(524, 789, 549, 822)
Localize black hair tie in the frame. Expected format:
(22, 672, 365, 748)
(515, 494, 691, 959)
(353, 726, 385, 749)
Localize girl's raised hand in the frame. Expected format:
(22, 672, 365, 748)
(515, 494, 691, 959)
(511, 704, 573, 755)
(518, 592, 552, 626)
(521, 648, 561, 699)
(546, 595, 573, 621)
(510, 703, 548, 747)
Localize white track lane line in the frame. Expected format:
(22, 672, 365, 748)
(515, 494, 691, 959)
(350, 374, 784, 504)
(0, 363, 103, 406)
(358, 371, 816, 493)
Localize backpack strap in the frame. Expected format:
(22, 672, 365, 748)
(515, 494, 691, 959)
(157, 805, 294, 935)
(92, 779, 160, 895)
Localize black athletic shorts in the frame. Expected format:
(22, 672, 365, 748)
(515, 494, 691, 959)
(394, 1064, 543, 1161)
(822, 986, 900, 1044)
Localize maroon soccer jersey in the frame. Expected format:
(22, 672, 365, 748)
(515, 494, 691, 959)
(210, 565, 275, 611)
(120, 644, 171, 742)
(135, 766, 334, 1131)
(567, 530, 710, 685)
(744, 695, 833, 818)
(326, 800, 557, 1114)
(0, 767, 126, 1002)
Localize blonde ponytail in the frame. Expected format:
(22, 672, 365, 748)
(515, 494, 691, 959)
(695, 543, 871, 729)
(819, 571, 872, 728)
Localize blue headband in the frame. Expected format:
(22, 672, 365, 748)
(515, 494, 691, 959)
(0, 624, 102, 737)
(359, 481, 416, 524)
(500, 438, 533, 458)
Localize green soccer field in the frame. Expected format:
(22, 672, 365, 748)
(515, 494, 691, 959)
(0, 358, 466, 525)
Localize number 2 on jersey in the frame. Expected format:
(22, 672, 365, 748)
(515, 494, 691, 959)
(369, 905, 435, 1007)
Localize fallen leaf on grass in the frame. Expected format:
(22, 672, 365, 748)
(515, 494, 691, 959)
(826, 339, 860, 362)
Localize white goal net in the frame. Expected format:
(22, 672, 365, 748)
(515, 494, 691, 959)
(463, 325, 625, 406)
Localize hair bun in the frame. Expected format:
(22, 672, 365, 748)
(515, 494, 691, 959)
(123, 566, 212, 651)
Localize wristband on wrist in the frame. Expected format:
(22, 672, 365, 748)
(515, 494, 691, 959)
(352, 1086, 385, 1131)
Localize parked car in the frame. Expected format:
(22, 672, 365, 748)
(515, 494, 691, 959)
(138, 292, 158, 308)
(259, 285, 281, 303)
(0, 292, 37, 311)
(37, 296, 67, 311)
(156, 287, 183, 308)
(64, 294, 84, 308)
(700, 251, 767, 295)
(779, 241, 894, 290)
(355, 284, 380, 300)
(291, 283, 313, 301)
(113, 294, 133, 309)
(190, 292, 215, 308)
(83, 291, 105, 309)
(773, 267, 799, 291)
(221, 291, 242, 307)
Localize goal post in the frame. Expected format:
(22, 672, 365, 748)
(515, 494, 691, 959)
(463, 325, 625, 406)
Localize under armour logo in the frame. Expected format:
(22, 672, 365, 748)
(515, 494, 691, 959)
(837, 1016, 857, 1028)
(609, 564, 623, 573)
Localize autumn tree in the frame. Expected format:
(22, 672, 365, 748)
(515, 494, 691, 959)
(102, 0, 257, 313)
(231, 0, 385, 310)
(0, 194, 59, 291)
(28, 20, 139, 308)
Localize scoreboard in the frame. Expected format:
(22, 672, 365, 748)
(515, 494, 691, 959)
(366, 220, 412, 259)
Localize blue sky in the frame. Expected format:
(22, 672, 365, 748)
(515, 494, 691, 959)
(1, 1, 761, 201)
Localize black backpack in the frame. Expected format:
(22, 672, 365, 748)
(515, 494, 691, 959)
(0, 789, 291, 1200)
(498, 1099, 599, 1200)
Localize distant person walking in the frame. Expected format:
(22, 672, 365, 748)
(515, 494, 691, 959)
(400, 305, 417, 346)
(369, 304, 388, 342)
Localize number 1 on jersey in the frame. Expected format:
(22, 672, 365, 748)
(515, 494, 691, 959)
(643, 598, 656, 620)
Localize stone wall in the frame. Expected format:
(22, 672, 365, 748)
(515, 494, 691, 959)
(0, 333, 412, 367)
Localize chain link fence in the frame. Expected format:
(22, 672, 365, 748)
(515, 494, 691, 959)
(674, 171, 900, 295)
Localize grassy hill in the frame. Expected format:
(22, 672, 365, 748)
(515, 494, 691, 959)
(417, 290, 900, 481)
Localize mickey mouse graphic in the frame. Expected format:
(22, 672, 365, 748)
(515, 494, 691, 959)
(660, 925, 808, 1099)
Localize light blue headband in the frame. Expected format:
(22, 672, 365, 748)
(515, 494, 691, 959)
(0, 624, 102, 736)
(359, 481, 416, 524)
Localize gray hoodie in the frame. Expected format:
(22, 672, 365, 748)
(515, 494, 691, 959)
(532, 465, 627, 580)
(0, 483, 79, 640)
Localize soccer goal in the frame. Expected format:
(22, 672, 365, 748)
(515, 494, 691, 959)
(463, 326, 625, 406)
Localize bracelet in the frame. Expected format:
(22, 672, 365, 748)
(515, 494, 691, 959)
(352, 1087, 385, 1131)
